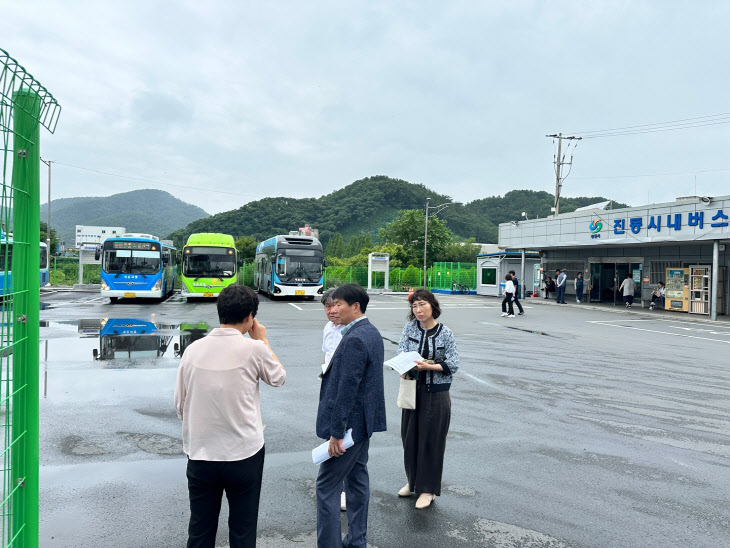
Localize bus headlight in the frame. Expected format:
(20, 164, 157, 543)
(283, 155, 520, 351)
(152, 279, 162, 292)
(101, 281, 109, 291)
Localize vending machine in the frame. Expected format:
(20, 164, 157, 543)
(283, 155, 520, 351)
(665, 268, 689, 312)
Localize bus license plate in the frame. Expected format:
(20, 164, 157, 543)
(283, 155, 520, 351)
(203, 292, 215, 298)
(124, 292, 136, 298)
(295, 290, 305, 296)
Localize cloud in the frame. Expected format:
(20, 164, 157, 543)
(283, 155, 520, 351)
(3, 1, 730, 217)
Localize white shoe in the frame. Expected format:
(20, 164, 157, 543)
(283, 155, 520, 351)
(341, 491, 346, 511)
(507, 314, 515, 318)
(398, 483, 412, 497)
(501, 312, 508, 317)
(415, 494, 435, 509)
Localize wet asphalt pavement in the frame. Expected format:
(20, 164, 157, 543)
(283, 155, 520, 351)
(38, 290, 730, 547)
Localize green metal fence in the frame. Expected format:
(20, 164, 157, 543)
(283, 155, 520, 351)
(429, 262, 477, 291)
(1, 48, 60, 547)
(322, 263, 476, 292)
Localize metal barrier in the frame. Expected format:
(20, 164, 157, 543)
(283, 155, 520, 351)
(1, 48, 60, 547)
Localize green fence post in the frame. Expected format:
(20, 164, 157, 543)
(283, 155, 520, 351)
(11, 88, 41, 548)
(349, 267, 352, 284)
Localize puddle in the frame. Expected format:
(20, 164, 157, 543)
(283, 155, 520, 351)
(40, 302, 54, 310)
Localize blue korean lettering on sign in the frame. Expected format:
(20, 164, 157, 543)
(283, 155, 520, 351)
(629, 218, 643, 234)
(711, 209, 728, 227)
(688, 211, 704, 228)
(648, 215, 662, 232)
(613, 219, 625, 235)
(667, 213, 682, 231)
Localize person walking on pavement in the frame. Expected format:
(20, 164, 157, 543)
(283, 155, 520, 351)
(619, 273, 636, 308)
(175, 285, 286, 548)
(575, 272, 584, 303)
(316, 284, 386, 548)
(501, 274, 515, 318)
(508, 270, 524, 315)
(555, 269, 567, 304)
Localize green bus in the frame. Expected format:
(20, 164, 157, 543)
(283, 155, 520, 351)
(180, 233, 240, 299)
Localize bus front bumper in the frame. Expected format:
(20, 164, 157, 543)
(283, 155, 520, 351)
(101, 289, 163, 299)
(273, 284, 323, 297)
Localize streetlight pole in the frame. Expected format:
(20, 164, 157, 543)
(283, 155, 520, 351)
(423, 198, 430, 288)
(40, 157, 51, 272)
(422, 199, 460, 289)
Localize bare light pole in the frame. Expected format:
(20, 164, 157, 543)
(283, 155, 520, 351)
(422, 198, 460, 288)
(40, 157, 52, 272)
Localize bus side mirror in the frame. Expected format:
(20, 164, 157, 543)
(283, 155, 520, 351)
(323, 259, 329, 268)
(238, 259, 243, 267)
(94, 247, 101, 261)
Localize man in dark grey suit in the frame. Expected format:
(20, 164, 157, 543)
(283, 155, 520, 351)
(316, 284, 386, 548)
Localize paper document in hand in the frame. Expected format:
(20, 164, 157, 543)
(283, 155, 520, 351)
(383, 351, 422, 375)
(312, 429, 355, 465)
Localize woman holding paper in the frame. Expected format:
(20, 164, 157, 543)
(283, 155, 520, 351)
(397, 289, 459, 509)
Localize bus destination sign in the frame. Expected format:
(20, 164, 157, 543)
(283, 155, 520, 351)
(110, 241, 156, 251)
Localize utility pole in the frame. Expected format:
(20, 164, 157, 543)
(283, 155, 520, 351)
(546, 133, 581, 216)
(423, 198, 430, 288)
(40, 157, 52, 272)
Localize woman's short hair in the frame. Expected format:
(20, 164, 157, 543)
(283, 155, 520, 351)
(505, 273, 512, 281)
(217, 285, 259, 325)
(407, 289, 441, 321)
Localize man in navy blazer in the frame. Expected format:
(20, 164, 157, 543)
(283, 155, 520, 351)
(316, 284, 386, 548)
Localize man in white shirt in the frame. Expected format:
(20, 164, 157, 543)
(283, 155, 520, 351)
(175, 285, 285, 548)
(320, 288, 347, 511)
(321, 289, 344, 376)
(556, 269, 568, 304)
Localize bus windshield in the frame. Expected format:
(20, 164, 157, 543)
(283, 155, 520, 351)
(103, 249, 161, 275)
(183, 247, 236, 278)
(275, 249, 323, 283)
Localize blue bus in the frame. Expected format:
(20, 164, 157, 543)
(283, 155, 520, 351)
(253, 235, 324, 299)
(0, 238, 50, 295)
(91, 318, 174, 360)
(97, 233, 176, 303)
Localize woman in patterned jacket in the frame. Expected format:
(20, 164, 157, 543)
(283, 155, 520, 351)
(397, 289, 459, 509)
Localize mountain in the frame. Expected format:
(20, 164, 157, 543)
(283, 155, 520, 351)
(41, 189, 209, 246)
(167, 176, 627, 247)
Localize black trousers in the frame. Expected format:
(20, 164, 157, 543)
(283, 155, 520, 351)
(186, 445, 265, 548)
(501, 293, 514, 315)
(513, 294, 524, 313)
(401, 385, 451, 496)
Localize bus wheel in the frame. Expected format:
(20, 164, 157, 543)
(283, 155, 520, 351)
(109, 297, 118, 304)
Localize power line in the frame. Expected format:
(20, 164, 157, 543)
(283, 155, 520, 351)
(52, 161, 263, 199)
(572, 166, 730, 180)
(580, 117, 730, 139)
(569, 111, 730, 135)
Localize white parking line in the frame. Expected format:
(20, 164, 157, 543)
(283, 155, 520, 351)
(288, 302, 303, 311)
(587, 321, 730, 344)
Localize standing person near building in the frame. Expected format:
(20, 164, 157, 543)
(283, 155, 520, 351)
(175, 285, 286, 548)
(575, 272, 584, 303)
(316, 284, 386, 548)
(508, 270, 524, 315)
(320, 289, 347, 512)
(555, 269, 567, 304)
(619, 273, 636, 308)
(398, 290, 459, 509)
(501, 274, 515, 318)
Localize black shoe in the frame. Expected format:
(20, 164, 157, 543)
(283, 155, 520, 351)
(518, 311, 524, 315)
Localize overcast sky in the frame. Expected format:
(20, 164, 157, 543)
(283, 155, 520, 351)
(5, 1, 730, 215)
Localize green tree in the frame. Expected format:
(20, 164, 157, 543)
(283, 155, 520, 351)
(234, 236, 258, 262)
(442, 238, 481, 263)
(378, 209, 452, 266)
(40, 221, 59, 254)
(325, 232, 346, 258)
(345, 233, 373, 257)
